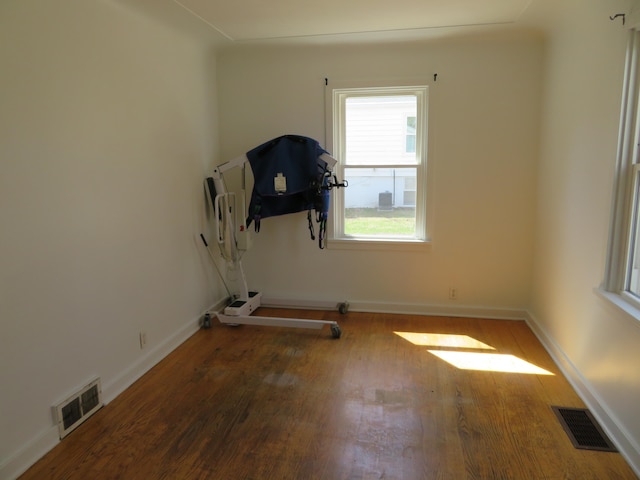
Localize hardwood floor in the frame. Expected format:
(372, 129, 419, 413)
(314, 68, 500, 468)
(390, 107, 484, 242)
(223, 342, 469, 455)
(20, 309, 637, 479)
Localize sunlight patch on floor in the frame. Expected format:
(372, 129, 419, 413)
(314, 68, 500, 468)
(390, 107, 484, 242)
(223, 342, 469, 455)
(395, 331, 554, 375)
(428, 350, 554, 375)
(394, 332, 495, 350)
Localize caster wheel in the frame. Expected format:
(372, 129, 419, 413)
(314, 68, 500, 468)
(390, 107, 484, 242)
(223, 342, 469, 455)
(331, 324, 342, 339)
(338, 302, 349, 315)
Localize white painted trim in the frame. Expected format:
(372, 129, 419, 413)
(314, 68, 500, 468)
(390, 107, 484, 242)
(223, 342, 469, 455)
(626, 9, 640, 31)
(0, 425, 59, 480)
(101, 314, 202, 404)
(347, 301, 526, 320)
(103, 296, 230, 404)
(325, 81, 432, 244)
(326, 237, 431, 252)
(604, 30, 640, 295)
(263, 296, 526, 320)
(524, 311, 640, 478)
(1, 298, 227, 480)
(594, 287, 640, 329)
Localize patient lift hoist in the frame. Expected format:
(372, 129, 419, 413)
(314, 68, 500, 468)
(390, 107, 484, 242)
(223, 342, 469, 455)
(201, 135, 347, 338)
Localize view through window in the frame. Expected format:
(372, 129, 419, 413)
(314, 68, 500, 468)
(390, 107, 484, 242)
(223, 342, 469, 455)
(330, 86, 428, 242)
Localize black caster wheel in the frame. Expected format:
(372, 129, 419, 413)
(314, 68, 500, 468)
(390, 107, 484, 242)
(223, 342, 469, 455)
(331, 324, 342, 339)
(338, 302, 349, 315)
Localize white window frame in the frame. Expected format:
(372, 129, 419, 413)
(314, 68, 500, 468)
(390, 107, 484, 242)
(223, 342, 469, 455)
(325, 82, 431, 251)
(603, 28, 640, 318)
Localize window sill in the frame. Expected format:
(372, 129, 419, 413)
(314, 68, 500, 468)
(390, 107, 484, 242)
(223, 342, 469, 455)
(327, 237, 431, 252)
(594, 287, 640, 329)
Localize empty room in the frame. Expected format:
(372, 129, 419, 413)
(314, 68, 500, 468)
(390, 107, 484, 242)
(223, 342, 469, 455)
(1, 0, 639, 478)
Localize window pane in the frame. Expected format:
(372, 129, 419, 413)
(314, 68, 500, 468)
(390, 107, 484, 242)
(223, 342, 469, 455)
(343, 167, 416, 237)
(345, 96, 417, 166)
(406, 116, 416, 153)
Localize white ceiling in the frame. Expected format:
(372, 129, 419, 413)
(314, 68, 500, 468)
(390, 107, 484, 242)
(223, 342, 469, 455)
(173, 0, 533, 42)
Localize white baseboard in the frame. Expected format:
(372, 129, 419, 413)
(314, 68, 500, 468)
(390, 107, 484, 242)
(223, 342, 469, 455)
(348, 300, 527, 320)
(101, 319, 200, 404)
(0, 299, 226, 480)
(102, 297, 229, 405)
(262, 296, 527, 321)
(0, 425, 59, 480)
(525, 311, 640, 478)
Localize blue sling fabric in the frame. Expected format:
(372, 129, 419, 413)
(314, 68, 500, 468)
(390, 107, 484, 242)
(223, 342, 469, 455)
(246, 135, 329, 232)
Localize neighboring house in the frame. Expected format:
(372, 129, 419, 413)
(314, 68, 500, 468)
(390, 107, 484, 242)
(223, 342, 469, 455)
(343, 96, 417, 209)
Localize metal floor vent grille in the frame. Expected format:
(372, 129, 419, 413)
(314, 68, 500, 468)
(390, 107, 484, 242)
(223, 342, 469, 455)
(551, 406, 617, 452)
(54, 378, 103, 439)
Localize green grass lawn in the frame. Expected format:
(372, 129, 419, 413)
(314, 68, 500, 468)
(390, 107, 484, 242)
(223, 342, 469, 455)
(344, 208, 416, 236)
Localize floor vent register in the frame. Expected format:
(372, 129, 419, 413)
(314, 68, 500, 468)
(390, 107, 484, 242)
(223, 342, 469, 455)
(53, 378, 103, 439)
(551, 406, 617, 452)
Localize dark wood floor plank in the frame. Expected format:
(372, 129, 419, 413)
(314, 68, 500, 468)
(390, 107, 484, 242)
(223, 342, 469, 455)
(19, 309, 637, 480)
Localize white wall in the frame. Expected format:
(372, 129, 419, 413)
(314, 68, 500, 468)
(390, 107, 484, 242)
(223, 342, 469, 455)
(526, 0, 640, 472)
(0, 1, 223, 477)
(217, 31, 543, 314)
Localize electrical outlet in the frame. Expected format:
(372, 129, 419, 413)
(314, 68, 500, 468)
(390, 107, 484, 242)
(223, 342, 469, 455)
(139, 331, 147, 349)
(449, 287, 458, 300)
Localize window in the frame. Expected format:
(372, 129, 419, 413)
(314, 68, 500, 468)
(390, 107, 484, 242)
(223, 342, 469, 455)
(327, 85, 429, 246)
(605, 29, 640, 312)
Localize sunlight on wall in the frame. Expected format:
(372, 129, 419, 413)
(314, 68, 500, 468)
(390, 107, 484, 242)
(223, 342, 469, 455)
(394, 331, 554, 375)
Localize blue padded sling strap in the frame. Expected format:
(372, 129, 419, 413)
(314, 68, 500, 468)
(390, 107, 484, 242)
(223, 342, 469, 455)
(246, 135, 329, 240)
